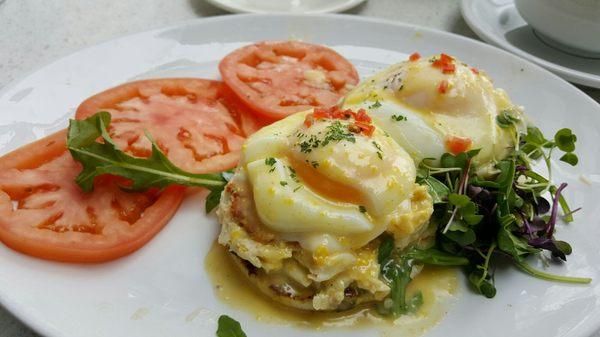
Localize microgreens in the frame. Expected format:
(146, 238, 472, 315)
(382, 122, 588, 307)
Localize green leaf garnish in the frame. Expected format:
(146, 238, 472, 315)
(409, 121, 588, 301)
(67, 111, 230, 213)
(554, 128, 577, 152)
(216, 315, 247, 337)
(559, 152, 578, 166)
(377, 235, 468, 316)
(497, 227, 540, 261)
(496, 109, 521, 128)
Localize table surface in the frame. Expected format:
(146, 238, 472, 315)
(0, 1, 599, 336)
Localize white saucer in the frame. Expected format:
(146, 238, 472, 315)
(205, 0, 366, 13)
(461, 0, 600, 88)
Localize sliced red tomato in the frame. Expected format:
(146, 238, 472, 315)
(0, 131, 184, 263)
(219, 41, 359, 120)
(76, 78, 262, 173)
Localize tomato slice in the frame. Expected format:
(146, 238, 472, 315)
(0, 131, 184, 263)
(219, 41, 359, 120)
(76, 78, 262, 173)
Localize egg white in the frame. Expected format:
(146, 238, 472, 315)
(343, 54, 522, 172)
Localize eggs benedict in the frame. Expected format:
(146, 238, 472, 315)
(217, 107, 433, 311)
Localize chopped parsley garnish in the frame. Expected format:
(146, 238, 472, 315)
(306, 160, 319, 168)
(359, 205, 367, 213)
(265, 157, 276, 172)
(391, 114, 407, 122)
(372, 141, 383, 160)
(299, 134, 320, 153)
(322, 121, 356, 146)
(293, 185, 302, 192)
(298, 121, 356, 153)
(288, 166, 300, 183)
(368, 100, 382, 109)
(280, 181, 288, 186)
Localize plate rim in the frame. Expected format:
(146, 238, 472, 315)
(204, 0, 367, 14)
(1, 12, 599, 337)
(460, 0, 600, 89)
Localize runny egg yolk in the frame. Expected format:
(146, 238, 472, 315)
(240, 109, 428, 255)
(343, 53, 523, 172)
(288, 157, 363, 205)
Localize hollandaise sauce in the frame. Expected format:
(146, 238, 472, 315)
(205, 242, 459, 335)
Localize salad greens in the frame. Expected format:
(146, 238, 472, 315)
(377, 116, 590, 315)
(216, 315, 247, 337)
(67, 111, 232, 213)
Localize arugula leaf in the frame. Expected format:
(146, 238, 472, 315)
(377, 235, 416, 316)
(407, 291, 424, 313)
(378, 255, 413, 316)
(205, 171, 234, 213)
(67, 111, 229, 212)
(378, 234, 395, 264)
(216, 315, 247, 337)
(377, 239, 469, 316)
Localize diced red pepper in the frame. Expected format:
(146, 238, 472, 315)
(439, 53, 453, 63)
(352, 121, 375, 137)
(354, 108, 372, 123)
(442, 64, 456, 74)
(445, 136, 472, 154)
(438, 80, 449, 94)
(409, 52, 421, 62)
(304, 115, 314, 127)
(471, 67, 479, 75)
(304, 106, 376, 137)
(432, 53, 456, 74)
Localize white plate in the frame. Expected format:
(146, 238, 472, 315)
(1, 14, 600, 337)
(205, 0, 366, 13)
(460, 0, 600, 89)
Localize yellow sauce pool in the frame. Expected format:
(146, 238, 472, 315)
(205, 241, 459, 335)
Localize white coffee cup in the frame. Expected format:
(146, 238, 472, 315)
(515, 0, 600, 57)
